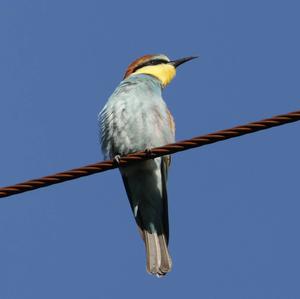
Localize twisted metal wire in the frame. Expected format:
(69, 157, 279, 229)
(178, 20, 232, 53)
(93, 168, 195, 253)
(0, 109, 299, 199)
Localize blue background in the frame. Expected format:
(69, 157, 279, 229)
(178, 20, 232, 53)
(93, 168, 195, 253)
(1, 0, 300, 298)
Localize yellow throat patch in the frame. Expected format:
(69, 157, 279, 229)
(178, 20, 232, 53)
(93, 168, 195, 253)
(133, 64, 176, 86)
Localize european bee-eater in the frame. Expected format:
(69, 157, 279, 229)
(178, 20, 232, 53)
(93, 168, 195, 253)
(99, 54, 197, 276)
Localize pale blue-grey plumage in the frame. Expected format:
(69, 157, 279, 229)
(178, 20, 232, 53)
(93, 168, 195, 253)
(99, 74, 175, 159)
(99, 72, 175, 276)
(98, 53, 196, 276)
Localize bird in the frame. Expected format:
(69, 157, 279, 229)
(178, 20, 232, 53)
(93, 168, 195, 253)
(99, 54, 197, 276)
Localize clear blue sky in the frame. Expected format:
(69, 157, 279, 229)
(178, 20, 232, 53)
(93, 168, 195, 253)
(1, 0, 300, 298)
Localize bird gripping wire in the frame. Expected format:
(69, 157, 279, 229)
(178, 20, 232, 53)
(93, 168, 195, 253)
(0, 109, 299, 199)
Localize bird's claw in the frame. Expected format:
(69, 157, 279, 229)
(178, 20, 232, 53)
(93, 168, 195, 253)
(113, 154, 121, 166)
(144, 148, 155, 158)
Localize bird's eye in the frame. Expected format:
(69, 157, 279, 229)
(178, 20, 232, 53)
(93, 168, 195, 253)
(132, 59, 168, 73)
(149, 59, 167, 66)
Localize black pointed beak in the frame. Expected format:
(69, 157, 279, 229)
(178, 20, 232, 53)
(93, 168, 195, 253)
(169, 56, 198, 68)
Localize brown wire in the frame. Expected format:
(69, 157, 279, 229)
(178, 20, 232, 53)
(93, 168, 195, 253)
(0, 109, 299, 198)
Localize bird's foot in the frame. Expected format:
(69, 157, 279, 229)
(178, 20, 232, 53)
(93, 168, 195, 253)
(113, 154, 121, 166)
(144, 148, 155, 158)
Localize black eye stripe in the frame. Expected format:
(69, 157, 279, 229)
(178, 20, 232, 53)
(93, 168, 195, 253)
(133, 59, 168, 73)
(147, 59, 168, 66)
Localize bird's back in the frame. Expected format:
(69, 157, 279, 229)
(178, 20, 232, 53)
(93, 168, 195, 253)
(99, 74, 175, 159)
(99, 73, 175, 276)
(98, 53, 196, 276)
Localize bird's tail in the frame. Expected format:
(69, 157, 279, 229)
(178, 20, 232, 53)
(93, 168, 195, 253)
(143, 230, 172, 276)
(121, 157, 172, 276)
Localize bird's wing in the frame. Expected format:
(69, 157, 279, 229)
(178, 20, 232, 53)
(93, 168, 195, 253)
(160, 155, 170, 244)
(120, 157, 172, 275)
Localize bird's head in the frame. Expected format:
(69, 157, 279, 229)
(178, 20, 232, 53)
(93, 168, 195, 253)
(124, 54, 197, 87)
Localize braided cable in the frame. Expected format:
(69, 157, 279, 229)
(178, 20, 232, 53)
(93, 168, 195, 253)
(0, 110, 299, 198)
